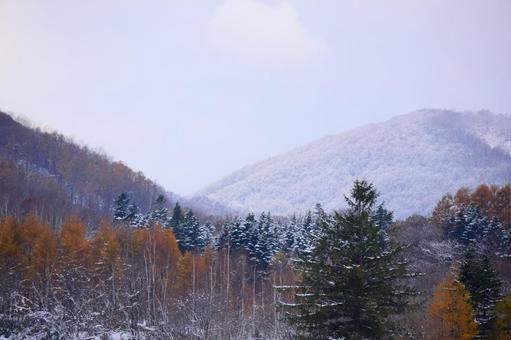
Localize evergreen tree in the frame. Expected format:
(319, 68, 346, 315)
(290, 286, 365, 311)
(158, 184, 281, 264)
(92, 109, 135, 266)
(294, 211, 315, 259)
(483, 216, 506, 255)
(242, 213, 257, 249)
(245, 213, 260, 263)
(127, 203, 140, 221)
(230, 216, 248, 249)
(459, 249, 502, 336)
(199, 221, 215, 249)
(171, 202, 183, 228)
(287, 180, 414, 338)
(113, 192, 142, 226)
(217, 220, 232, 250)
(284, 214, 299, 252)
(113, 192, 131, 221)
(450, 204, 488, 245)
(252, 212, 277, 270)
(372, 203, 393, 230)
(150, 194, 169, 226)
(178, 210, 201, 252)
(170, 203, 185, 244)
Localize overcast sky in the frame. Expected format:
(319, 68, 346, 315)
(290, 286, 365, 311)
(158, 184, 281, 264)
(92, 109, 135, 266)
(1, 0, 510, 195)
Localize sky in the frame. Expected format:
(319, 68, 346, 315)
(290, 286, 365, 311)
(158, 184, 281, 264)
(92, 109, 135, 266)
(0, 0, 510, 195)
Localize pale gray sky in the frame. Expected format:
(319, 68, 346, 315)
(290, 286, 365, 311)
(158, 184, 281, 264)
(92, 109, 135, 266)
(1, 0, 510, 195)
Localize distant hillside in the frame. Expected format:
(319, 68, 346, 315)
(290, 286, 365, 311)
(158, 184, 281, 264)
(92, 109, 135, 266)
(0, 111, 174, 226)
(197, 109, 511, 218)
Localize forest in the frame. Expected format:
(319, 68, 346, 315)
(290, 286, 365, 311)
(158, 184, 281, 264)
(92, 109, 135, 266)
(0, 179, 510, 339)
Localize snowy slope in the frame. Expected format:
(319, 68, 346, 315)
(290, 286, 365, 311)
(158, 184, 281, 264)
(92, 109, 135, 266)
(195, 110, 511, 218)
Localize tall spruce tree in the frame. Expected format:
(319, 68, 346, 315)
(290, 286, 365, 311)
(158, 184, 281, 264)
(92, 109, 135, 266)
(372, 203, 394, 230)
(459, 249, 502, 336)
(178, 210, 201, 252)
(294, 211, 315, 259)
(287, 180, 414, 339)
(284, 214, 299, 252)
(484, 216, 506, 256)
(171, 202, 183, 227)
(450, 204, 488, 245)
(150, 194, 169, 226)
(113, 192, 131, 221)
(170, 203, 185, 244)
(253, 212, 277, 270)
(230, 216, 248, 249)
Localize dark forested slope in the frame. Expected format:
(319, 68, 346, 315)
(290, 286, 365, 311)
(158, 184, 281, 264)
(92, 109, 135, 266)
(0, 112, 171, 226)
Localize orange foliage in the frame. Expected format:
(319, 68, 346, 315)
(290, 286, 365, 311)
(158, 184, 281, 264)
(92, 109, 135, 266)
(19, 215, 56, 281)
(59, 215, 90, 264)
(427, 273, 478, 340)
(0, 216, 19, 264)
(175, 252, 194, 297)
(448, 184, 511, 227)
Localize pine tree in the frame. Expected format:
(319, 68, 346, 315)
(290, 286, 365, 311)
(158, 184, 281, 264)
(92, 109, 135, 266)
(171, 202, 183, 227)
(294, 211, 315, 259)
(427, 273, 478, 340)
(198, 221, 215, 250)
(149, 194, 169, 227)
(253, 212, 277, 270)
(113, 192, 131, 221)
(179, 210, 201, 252)
(483, 216, 506, 255)
(171, 203, 185, 247)
(287, 180, 414, 338)
(459, 249, 502, 336)
(230, 216, 247, 249)
(284, 214, 299, 252)
(242, 213, 257, 250)
(372, 203, 393, 230)
(127, 203, 140, 222)
(450, 204, 487, 245)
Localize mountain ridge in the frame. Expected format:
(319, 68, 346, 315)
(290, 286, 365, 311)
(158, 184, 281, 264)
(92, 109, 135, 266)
(0, 111, 198, 226)
(196, 109, 511, 218)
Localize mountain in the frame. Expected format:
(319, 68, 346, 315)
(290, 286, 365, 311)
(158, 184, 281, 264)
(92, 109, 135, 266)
(0, 111, 177, 226)
(196, 109, 511, 218)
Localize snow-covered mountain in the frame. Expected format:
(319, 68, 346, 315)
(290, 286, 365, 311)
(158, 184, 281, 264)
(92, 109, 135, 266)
(196, 109, 511, 218)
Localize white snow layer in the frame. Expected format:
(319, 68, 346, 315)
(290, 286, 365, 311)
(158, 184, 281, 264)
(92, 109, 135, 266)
(195, 109, 511, 218)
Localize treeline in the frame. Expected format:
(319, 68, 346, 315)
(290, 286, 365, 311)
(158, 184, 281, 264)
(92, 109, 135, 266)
(432, 183, 511, 229)
(0, 112, 173, 226)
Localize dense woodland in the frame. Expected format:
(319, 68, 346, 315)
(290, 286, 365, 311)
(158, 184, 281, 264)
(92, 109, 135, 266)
(0, 181, 510, 338)
(1, 113, 511, 338)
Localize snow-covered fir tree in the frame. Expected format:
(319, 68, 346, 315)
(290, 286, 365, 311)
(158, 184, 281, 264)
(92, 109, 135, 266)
(230, 216, 249, 249)
(283, 214, 300, 252)
(251, 212, 277, 270)
(451, 204, 488, 245)
(113, 192, 131, 221)
(293, 211, 316, 259)
(450, 204, 509, 256)
(459, 249, 503, 336)
(286, 180, 415, 338)
(149, 194, 169, 225)
(170, 202, 184, 229)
